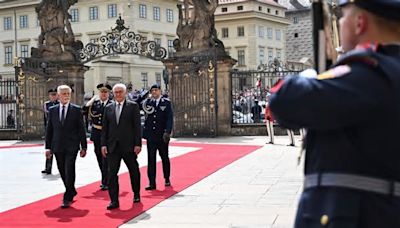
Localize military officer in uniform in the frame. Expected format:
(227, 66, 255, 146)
(142, 84, 173, 190)
(41, 88, 59, 174)
(269, 1, 400, 227)
(83, 83, 112, 190)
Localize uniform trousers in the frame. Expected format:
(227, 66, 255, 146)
(92, 129, 108, 186)
(44, 156, 53, 172)
(147, 139, 170, 186)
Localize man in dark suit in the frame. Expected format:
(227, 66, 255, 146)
(142, 84, 173, 190)
(41, 88, 59, 175)
(45, 85, 87, 208)
(101, 83, 142, 210)
(82, 83, 112, 191)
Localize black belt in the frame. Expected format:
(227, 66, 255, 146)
(304, 173, 400, 197)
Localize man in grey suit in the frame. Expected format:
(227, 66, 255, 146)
(101, 83, 142, 210)
(45, 85, 87, 208)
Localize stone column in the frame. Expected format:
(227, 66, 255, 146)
(215, 57, 236, 136)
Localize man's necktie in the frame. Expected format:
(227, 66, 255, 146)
(115, 103, 121, 124)
(61, 105, 65, 125)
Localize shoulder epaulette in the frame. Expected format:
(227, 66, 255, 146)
(336, 47, 379, 67)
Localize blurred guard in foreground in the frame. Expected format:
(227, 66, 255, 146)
(269, 0, 400, 227)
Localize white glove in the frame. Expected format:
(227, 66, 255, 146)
(85, 95, 99, 107)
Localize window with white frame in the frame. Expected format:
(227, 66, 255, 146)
(154, 38, 161, 45)
(237, 26, 244, 37)
(293, 16, 298, 24)
(4, 46, 13, 65)
(19, 15, 28, 28)
(108, 4, 117, 18)
(155, 73, 161, 85)
(267, 28, 273, 39)
(276, 49, 281, 60)
(90, 37, 99, 43)
(166, 9, 173, 22)
(258, 26, 264, 38)
(4, 17, 12, 30)
(139, 4, 147, 19)
(140, 35, 147, 42)
(237, 50, 245, 66)
(20, 45, 29, 58)
(221, 27, 229, 38)
(70, 9, 79, 22)
(168, 39, 174, 56)
(259, 48, 265, 64)
(153, 7, 160, 21)
(89, 6, 99, 20)
(141, 72, 148, 88)
(268, 48, 273, 62)
(276, 29, 281, 41)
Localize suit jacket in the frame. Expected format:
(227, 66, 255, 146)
(101, 99, 142, 153)
(45, 103, 87, 153)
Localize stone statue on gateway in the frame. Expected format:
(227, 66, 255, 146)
(32, 0, 83, 62)
(175, 0, 226, 56)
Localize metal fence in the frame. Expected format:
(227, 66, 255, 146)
(0, 79, 17, 130)
(231, 68, 301, 125)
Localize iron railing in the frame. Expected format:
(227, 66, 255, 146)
(231, 66, 302, 125)
(0, 79, 17, 130)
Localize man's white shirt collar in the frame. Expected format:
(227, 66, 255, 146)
(59, 103, 69, 120)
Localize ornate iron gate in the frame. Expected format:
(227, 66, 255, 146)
(16, 59, 78, 139)
(170, 54, 218, 137)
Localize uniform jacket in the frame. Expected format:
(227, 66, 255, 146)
(269, 44, 400, 226)
(101, 100, 142, 153)
(142, 97, 173, 141)
(45, 103, 87, 153)
(82, 99, 111, 141)
(43, 100, 59, 127)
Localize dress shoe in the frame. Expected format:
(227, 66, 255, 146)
(41, 170, 51, 174)
(165, 180, 171, 187)
(100, 185, 108, 191)
(61, 200, 72, 208)
(145, 185, 156, 190)
(106, 202, 119, 210)
(133, 195, 140, 203)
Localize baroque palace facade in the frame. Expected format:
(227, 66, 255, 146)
(0, 0, 292, 96)
(0, 0, 178, 96)
(215, 0, 290, 70)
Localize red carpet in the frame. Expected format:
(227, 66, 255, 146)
(0, 143, 260, 227)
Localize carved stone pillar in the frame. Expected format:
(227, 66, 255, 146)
(164, 53, 236, 137)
